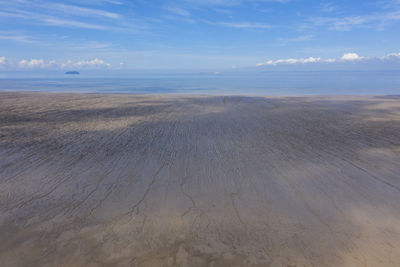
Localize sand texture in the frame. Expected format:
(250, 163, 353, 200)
(0, 92, 400, 266)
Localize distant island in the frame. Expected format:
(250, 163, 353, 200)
(65, 71, 80, 75)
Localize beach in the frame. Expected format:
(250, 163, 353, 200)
(0, 92, 400, 266)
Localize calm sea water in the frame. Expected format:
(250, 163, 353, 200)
(0, 71, 399, 95)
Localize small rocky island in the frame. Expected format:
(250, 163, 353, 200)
(65, 71, 80, 75)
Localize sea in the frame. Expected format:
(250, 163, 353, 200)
(0, 71, 399, 95)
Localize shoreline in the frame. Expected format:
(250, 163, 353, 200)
(1, 90, 398, 97)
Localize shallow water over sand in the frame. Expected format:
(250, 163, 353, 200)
(1, 71, 400, 95)
(0, 92, 400, 266)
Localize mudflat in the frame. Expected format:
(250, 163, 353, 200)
(0, 92, 399, 266)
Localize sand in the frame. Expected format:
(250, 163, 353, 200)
(0, 92, 400, 266)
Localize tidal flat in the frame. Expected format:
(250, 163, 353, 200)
(0, 92, 399, 266)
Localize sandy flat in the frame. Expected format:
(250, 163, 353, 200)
(0, 92, 400, 266)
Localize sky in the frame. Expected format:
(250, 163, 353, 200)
(0, 0, 400, 71)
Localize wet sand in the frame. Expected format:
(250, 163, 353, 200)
(0, 92, 400, 266)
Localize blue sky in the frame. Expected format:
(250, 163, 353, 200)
(0, 0, 400, 70)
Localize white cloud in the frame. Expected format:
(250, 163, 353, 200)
(0, 10, 108, 30)
(325, 58, 337, 63)
(278, 35, 314, 42)
(257, 56, 321, 66)
(256, 52, 400, 66)
(380, 52, 400, 60)
(184, 0, 290, 5)
(313, 16, 370, 31)
(75, 58, 111, 67)
(164, 6, 191, 17)
(18, 59, 48, 68)
(8, 58, 111, 69)
(18, 58, 60, 68)
(49, 3, 121, 19)
(61, 58, 111, 68)
(309, 9, 400, 32)
(85, 0, 124, 4)
(0, 2, 140, 33)
(302, 57, 321, 63)
(260, 0, 291, 2)
(274, 58, 298, 64)
(42, 18, 107, 30)
(320, 2, 338, 13)
(0, 32, 36, 43)
(212, 21, 272, 29)
(183, 0, 240, 6)
(64, 41, 112, 51)
(341, 53, 363, 61)
(0, 56, 5, 64)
